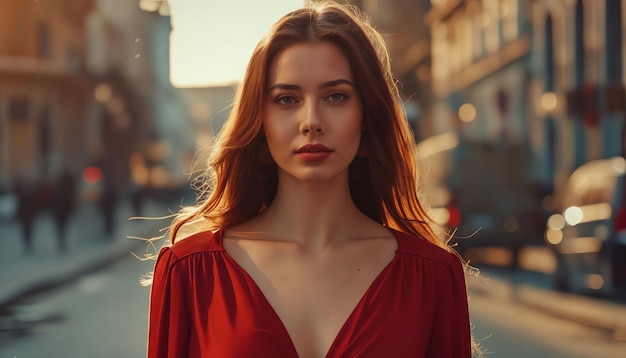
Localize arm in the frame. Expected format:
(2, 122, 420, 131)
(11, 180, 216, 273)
(427, 253, 472, 357)
(147, 247, 190, 358)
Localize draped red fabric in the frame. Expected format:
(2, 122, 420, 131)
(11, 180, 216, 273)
(147, 229, 471, 358)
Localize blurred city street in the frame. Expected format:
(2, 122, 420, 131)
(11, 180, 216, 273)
(0, 196, 175, 333)
(2, 0, 626, 356)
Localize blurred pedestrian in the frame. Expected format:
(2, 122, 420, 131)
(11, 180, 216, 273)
(36, 174, 55, 212)
(51, 166, 77, 253)
(98, 177, 117, 239)
(130, 182, 147, 217)
(147, 2, 474, 357)
(14, 172, 39, 254)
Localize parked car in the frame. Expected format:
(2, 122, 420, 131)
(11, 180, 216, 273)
(417, 133, 544, 267)
(545, 156, 626, 297)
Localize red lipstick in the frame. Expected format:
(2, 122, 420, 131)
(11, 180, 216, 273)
(295, 144, 333, 162)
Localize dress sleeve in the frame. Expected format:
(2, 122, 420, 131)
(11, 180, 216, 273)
(427, 253, 472, 357)
(147, 247, 190, 358)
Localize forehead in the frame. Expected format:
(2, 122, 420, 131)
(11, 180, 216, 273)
(267, 42, 353, 85)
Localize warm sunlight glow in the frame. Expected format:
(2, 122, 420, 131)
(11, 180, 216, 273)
(169, 0, 304, 88)
(416, 132, 459, 159)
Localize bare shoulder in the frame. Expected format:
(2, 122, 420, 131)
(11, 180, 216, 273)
(222, 221, 267, 241)
(173, 217, 214, 243)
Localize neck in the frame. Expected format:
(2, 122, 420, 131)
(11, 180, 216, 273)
(259, 174, 366, 250)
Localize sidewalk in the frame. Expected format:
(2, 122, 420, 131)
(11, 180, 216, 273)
(0, 198, 172, 309)
(466, 266, 626, 338)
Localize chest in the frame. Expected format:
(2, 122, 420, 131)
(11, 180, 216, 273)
(188, 252, 437, 358)
(223, 238, 397, 357)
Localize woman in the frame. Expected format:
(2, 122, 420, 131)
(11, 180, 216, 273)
(147, 2, 472, 357)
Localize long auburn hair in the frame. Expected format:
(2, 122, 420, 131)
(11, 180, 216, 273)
(168, 1, 446, 250)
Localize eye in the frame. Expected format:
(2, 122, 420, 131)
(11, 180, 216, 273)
(326, 92, 348, 102)
(276, 95, 299, 105)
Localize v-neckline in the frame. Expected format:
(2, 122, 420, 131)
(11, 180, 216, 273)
(217, 229, 399, 358)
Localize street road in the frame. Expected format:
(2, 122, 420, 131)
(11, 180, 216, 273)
(0, 253, 153, 358)
(470, 286, 626, 357)
(1, 254, 625, 357)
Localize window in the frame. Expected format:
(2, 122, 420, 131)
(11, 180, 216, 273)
(605, 0, 622, 82)
(501, 0, 519, 42)
(472, 9, 486, 60)
(575, 0, 585, 86)
(483, 0, 500, 53)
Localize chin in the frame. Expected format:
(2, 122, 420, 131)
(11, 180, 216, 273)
(281, 167, 348, 183)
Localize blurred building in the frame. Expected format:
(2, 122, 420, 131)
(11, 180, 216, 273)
(528, 0, 625, 205)
(391, 0, 626, 205)
(353, 0, 626, 266)
(139, 1, 237, 200)
(349, 0, 434, 140)
(425, 0, 537, 251)
(0, 0, 173, 203)
(0, 0, 94, 181)
(86, 0, 164, 196)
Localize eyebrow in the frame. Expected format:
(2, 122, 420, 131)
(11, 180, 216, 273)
(267, 79, 355, 92)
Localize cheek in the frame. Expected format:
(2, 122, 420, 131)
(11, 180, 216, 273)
(346, 112, 364, 144)
(263, 122, 291, 156)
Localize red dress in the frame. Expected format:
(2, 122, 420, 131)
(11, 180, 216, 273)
(148, 228, 471, 357)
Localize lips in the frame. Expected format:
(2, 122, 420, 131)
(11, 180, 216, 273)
(295, 143, 332, 154)
(295, 143, 333, 162)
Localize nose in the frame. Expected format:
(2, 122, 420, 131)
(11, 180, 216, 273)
(299, 102, 324, 135)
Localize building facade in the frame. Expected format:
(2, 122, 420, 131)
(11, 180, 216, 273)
(425, 0, 625, 202)
(86, 0, 163, 196)
(0, 0, 167, 202)
(529, 0, 625, 202)
(0, 0, 94, 181)
(385, 0, 626, 268)
(348, 0, 434, 139)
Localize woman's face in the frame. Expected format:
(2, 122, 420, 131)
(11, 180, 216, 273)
(263, 41, 363, 183)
